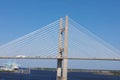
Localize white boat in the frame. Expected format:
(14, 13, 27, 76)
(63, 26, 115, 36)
(0, 62, 20, 71)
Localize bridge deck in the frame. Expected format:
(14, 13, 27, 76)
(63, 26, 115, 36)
(0, 56, 120, 61)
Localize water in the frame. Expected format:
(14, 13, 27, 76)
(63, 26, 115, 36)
(0, 70, 120, 80)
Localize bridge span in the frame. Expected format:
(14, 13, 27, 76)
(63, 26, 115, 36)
(0, 16, 120, 80)
(0, 56, 120, 61)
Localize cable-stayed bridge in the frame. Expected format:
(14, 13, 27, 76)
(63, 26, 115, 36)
(0, 16, 120, 80)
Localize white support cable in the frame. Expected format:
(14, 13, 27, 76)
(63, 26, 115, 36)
(69, 18, 120, 56)
(0, 23, 59, 49)
(68, 39, 94, 58)
(0, 20, 60, 48)
(69, 30, 116, 57)
(14, 27, 59, 50)
(0, 20, 60, 57)
(69, 18, 118, 57)
(0, 17, 119, 60)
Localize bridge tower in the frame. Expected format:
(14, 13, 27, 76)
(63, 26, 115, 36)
(56, 16, 68, 80)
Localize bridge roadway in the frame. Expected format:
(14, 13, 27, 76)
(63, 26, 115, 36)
(0, 56, 120, 61)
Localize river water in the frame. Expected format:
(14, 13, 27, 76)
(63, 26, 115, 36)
(0, 70, 120, 80)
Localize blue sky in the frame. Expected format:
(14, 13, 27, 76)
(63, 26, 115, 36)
(0, 0, 120, 69)
(0, 0, 120, 49)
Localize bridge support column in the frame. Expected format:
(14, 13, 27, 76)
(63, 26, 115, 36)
(57, 18, 63, 80)
(62, 16, 68, 80)
(57, 16, 68, 80)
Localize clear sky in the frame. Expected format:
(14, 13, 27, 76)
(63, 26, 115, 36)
(0, 0, 120, 49)
(0, 0, 120, 69)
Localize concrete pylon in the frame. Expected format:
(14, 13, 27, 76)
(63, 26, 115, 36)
(62, 16, 68, 80)
(56, 18, 63, 80)
(56, 16, 68, 80)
